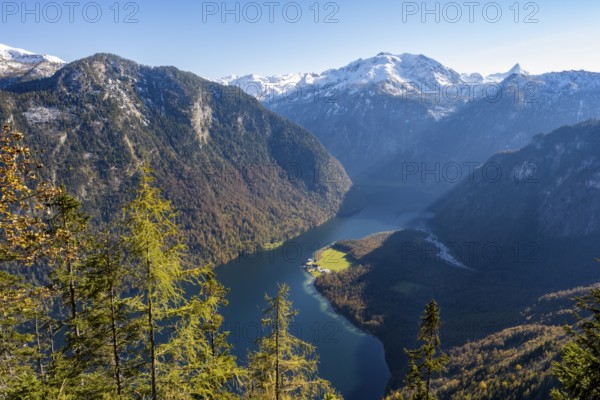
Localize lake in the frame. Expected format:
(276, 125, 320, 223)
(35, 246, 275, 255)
(216, 186, 439, 400)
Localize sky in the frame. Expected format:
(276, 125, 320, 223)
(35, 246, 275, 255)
(3, 0, 599, 79)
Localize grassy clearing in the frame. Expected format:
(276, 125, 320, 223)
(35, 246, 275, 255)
(316, 248, 355, 272)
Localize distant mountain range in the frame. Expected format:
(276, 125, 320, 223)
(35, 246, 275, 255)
(7, 47, 599, 182)
(220, 53, 522, 105)
(0, 46, 351, 264)
(221, 53, 600, 179)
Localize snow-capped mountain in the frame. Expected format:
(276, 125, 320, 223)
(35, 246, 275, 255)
(373, 68, 600, 188)
(221, 53, 600, 179)
(484, 63, 529, 83)
(220, 53, 529, 104)
(0, 43, 65, 83)
(220, 53, 534, 176)
(221, 52, 465, 102)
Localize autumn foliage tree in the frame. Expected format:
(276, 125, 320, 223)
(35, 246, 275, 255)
(0, 126, 58, 398)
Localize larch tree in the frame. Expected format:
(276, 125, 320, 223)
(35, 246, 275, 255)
(245, 283, 341, 400)
(159, 267, 244, 399)
(125, 168, 187, 399)
(126, 168, 242, 399)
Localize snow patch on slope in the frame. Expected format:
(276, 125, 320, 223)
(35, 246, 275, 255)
(424, 231, 472, 270)
(23, 106, 63, 124)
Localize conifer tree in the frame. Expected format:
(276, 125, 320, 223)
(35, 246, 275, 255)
(401, 300, 448, 400)
(126, 170, 244, 399)
(40, 191, 98, 399)
(125, 168, 186, 399)
(551, 287, 600, 400)
(245, 283, 340, 400)
(0, 271, 48, 399)
(75, 230, 145, 399)
(46, 192, 89, 338)
(159, 268, 244, 399)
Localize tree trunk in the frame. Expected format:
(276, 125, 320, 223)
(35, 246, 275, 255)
(109, 278, 123, 397)
(147, 257, 157, 400)
(275, 296, 280, 400)
(34, 316, 45, 376)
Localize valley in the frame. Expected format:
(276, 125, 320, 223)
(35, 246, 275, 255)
(315, 121, 600, 394)
(2, 39, 600, 400)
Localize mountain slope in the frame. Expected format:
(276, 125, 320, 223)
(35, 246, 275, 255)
(223, 54, 600, 182)
(315, 121, 600, 391)
(372, 71, 600, 189)
(422, 284, 599, 400)
(0, 53, 351, 264)
(222, 53, 468, 176)
(430, 119, 600, 249)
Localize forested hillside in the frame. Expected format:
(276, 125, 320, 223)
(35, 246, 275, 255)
(0, 53, 351, 265)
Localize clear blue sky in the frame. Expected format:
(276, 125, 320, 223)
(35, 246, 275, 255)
(4, 0, 599, 79)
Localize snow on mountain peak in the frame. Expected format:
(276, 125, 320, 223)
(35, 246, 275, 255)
(221, 52, 464, 101)
(0, 43, 65, 82)
(316, 52, 461, 89)
(484, 63, 529, 83)
(0, 43, 64, 65)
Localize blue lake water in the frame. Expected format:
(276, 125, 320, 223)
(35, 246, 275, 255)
(216, 186, 438, 399)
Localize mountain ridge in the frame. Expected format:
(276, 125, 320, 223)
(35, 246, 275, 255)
(220, 52, 600, 179)
(220, 53, 529, 101)
(0, 51, 352, 264)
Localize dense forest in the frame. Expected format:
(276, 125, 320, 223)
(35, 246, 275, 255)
(0, 126, 341, 399)
(314, 230, 600, 398)
(0, 53, 351, 266)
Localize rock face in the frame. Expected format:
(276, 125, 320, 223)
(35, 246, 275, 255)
(0, 53, 351, 264)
